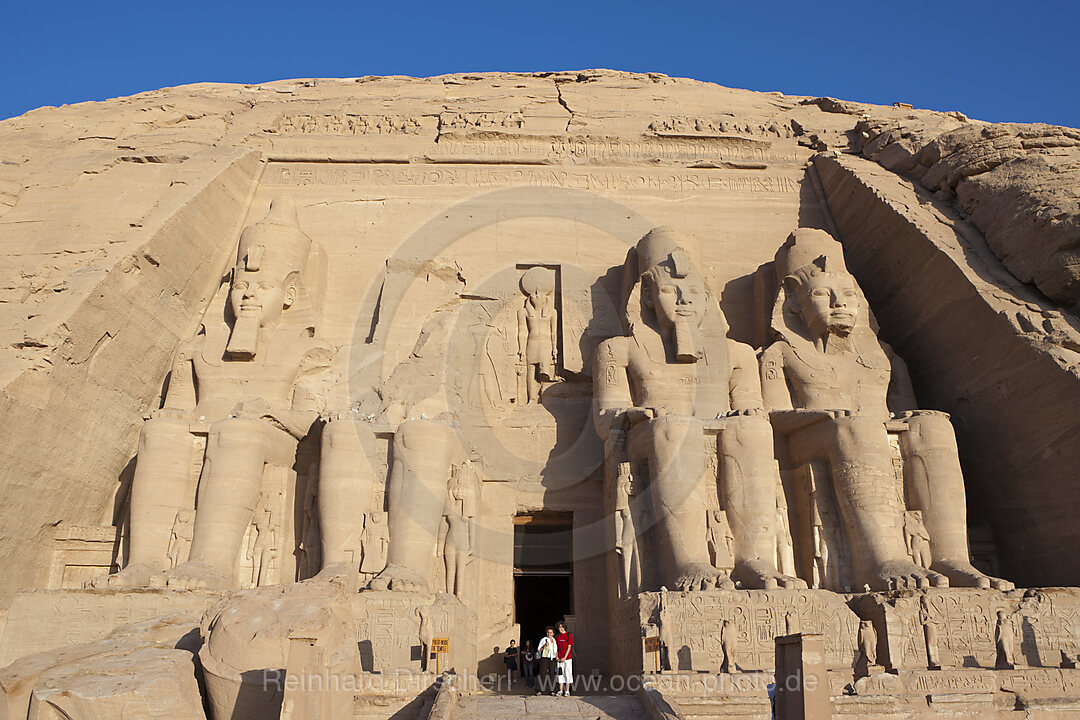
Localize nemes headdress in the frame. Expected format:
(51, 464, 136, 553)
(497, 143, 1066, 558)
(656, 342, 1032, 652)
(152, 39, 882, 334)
(234, 197, 313, 285)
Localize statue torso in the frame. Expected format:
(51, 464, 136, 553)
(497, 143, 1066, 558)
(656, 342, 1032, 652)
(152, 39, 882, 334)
(625, 333, 729, 418)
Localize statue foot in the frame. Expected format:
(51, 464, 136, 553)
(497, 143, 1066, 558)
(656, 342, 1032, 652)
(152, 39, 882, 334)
(307, 562, 363, 593)
(932, 558, 1014, 591)
(148, 560, 233, 590)
(86, 561, 160, 589)
(673, 563, 732, 592)
(732, 560, 808, 590)
(868, 560, 948, 591)
(367, 563, 427, 593)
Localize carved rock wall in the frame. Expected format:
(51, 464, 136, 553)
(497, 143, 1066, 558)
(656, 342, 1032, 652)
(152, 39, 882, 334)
(814, 152, 1080, 586)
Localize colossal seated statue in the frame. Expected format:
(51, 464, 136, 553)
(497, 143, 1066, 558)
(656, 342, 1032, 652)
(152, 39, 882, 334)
(593, 227, 803, 592)
(760, 228, 1012, 591)
(94, 198, 331, 590)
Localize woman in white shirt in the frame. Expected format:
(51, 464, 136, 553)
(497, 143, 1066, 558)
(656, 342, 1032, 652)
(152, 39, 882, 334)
(535, 626, 558, 695)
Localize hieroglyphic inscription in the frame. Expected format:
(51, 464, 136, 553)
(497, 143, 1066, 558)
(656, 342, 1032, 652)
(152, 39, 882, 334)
(439, 112, 524, 130)
(432, 135, 800, 165)
(648, 117, 794, 139)
(902, 670, 996, 693)
(263, 163, 801, 194)
(275, 114, 425, 135)
(637, 591, 859, 673)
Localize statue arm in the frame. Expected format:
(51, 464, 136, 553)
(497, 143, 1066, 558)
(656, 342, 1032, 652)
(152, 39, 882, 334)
(593, 337, 634, 440)
(883, 342, 919, 413)
(759, 343, 794, 411)
(517, 307, 528, 360)
(263, 342, 334, 438)
(727, 340, 766, 412)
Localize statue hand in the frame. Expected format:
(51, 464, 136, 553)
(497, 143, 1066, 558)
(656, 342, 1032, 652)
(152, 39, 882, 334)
(625, 407, 657, 424)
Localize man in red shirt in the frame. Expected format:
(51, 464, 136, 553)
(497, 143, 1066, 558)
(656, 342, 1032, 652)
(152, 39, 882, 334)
(555, 622, 574, 696)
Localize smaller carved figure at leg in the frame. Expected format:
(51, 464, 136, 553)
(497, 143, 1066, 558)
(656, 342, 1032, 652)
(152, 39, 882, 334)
(900, 412, 1014, 590)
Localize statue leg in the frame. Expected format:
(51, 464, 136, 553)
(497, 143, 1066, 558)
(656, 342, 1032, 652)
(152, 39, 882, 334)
(630, 415, 727, 591)
(158, 417, 272, 590)
(316, 418, 376, 580)
(444, 545, 458, 595)
(370, 419, 454, 593)
(901, 413, 1014, 590)
(792, 416, 947, 591)
(93, 416, 195, 587)
(720, 414, 805, 589)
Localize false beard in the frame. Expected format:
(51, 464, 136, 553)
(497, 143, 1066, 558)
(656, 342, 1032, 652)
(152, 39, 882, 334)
(226, 314, 261, 359)
(673, 320, 703, 363)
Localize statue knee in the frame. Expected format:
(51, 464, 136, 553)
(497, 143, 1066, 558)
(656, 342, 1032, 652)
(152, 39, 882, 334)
(722, 413, 773, 449)
(833, 415, 888, 454)
(395, 418, 452, 452)
(903, 413, 958, 453)
(140, 416, 191, 445)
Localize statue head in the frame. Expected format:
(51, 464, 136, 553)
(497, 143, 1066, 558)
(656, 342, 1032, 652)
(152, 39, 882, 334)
(226, 197, 313, 358)
(520, 266, 555, 309)
(631, 226, 721, 362)
(638, 227, 708, 331)
(772, 228, 874, 347)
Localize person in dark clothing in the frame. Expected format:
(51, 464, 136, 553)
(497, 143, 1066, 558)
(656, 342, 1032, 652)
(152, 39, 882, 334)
(503, 639, 519, 686)
(522, 640, 536, 688)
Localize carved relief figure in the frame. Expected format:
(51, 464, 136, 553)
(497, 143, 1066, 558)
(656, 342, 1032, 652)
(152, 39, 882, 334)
(760, 228, 1012, 592)
(166, 510, 193, 570)
(418, 606, 434, 671)
(919, 596, 943, 670)
(904, 510, 932, 570)
(857, 619, 878, 675)
(707, 510, 735, 573)
(438, 459, 479, 598)
(360, 511, 390, 576)
(720, 619, 738, 673)
(94, 198, 331, 590)
(996, 610, 1017, 669)
(593, 227, 803, 592)
(247, 496, 277, 587)
(614, 461, 641, 598)
(517, 266, 559, 404)
(774, 476, 796, 578)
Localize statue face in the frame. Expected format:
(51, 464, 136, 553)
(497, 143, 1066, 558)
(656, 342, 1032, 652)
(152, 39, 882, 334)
(644, 268, 708, 329)
(229, 269, 295, 329)
(796, 272, 859, 338)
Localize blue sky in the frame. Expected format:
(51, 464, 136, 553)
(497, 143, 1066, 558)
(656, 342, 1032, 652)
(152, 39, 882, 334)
(3, 0, 1076, 127)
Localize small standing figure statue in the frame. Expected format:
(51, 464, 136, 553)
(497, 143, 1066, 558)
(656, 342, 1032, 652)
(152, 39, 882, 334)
(785, 610, 801, 635)
(360, 511, 390, 576)
(920, 595, 943, 670)
(517, 267, 558, 404)
(247, 496, 277, 587)
(857, 619, 878, 676)
(614, 461, 640, 598)
(720, 619, 739, 673)
(418, 606, 434, 672)
(167, 510, 194, 570)
(775, 476, 796, 578)
(996, 610, 1017, 669)
(707, 510, 735, 573)
(438, 458, 479, 598)
(904, 510, 933, 570)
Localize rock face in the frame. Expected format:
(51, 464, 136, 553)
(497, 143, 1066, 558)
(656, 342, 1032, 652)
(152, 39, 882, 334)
(0, 70, 1078, 718)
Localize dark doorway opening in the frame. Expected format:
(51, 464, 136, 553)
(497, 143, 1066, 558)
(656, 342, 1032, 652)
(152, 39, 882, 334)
(513, 513, 573, 651)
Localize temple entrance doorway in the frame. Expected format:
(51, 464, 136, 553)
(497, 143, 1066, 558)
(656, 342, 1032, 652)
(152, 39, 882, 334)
(513, 512, 574, 650)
